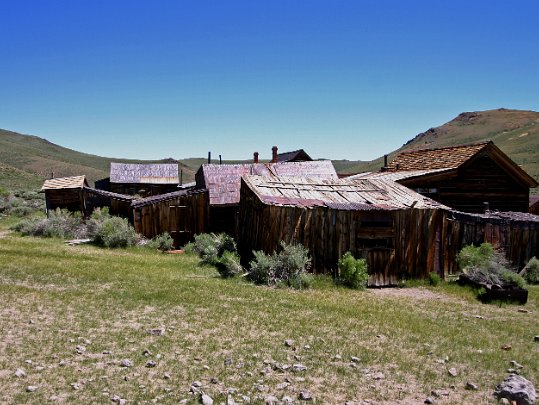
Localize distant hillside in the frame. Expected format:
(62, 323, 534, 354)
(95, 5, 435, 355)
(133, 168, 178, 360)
(341, 109, 539, 191)
(0, 129, 197, 190)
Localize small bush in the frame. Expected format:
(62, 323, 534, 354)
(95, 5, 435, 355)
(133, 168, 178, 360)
(146, 232, 175, 251)
(0, 191, 45, 217)
(215, 251, 243, 278)
(248, 241, 311, 289)
(93, 216, 139, 248)
(191, 233, 237, 265)
(12, 208, 84, 239)
(337, 252, 369, 290)
(520, 257, 539, 284)
(428, 272, 442, 286)
(456, 243, 494, 270)
(500, 270, 526, 289)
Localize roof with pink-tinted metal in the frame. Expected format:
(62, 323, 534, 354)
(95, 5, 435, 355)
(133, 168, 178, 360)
(242, 176, 447, 210)
(197, 160, 337, 205)
(110, 163, 179, 184)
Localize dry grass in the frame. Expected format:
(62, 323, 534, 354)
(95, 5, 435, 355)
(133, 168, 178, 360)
(0, 229, 537, 404)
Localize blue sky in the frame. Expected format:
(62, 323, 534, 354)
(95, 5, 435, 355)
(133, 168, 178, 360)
(1, 1, 538, 161)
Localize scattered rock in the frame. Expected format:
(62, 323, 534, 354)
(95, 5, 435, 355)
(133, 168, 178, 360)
(284, 339, 295, 347)
(75, 345, 86, 355)
(264, 395, 278, 404)
(510, 360, 524, 369)
(303, 345, 311, 350)
(192, 381, 202, 388)
(200, 394, 213, 405)
(534, 336, 539, 342)
(276, 382, 289, 390)
(14, 368, 26, 378)
(465, 382, 479, 391)
(210, 377, 219, 384)
(333, 354, 342, 361)
(431, 389, 450, 397)
(111, 395, 127, 404)
(282, 396, 294, 404)
(226, 395, 237, 405)
(24, 360, 33, 365)
(518, 309, 531, 313)
(501, 344, 512, 351)
(424, 397, 435, 404)
(299, 391, 313, 401)
(351, 356, 361, 363)
(59, 360, 66, 367)
(203, 365, 210, 370)
(142, 349, 152, 357)
(448, 368, 458, 377)
(71, 383, 81, 390)
(293, 364, 307, 372)
(26, 386, 37, 392)
(103, 350, 112, 355)
(163, 373, 171, 380)
(147, 328, 165, 336)
(120, 359, 133, 368)
(145, 360, 157, 368)
(373, 372, 385, 380)
(224, 358, 233, 366)
(474, 315, 485, 319)
(494, 374, 536, 405)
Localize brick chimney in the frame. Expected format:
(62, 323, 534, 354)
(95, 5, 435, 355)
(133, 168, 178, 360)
(271, 146, 278, 163)
(253, 152, 259, 163)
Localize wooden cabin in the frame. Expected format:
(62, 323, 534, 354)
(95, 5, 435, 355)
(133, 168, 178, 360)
(530, 195, 539, 215)
(41, 176, 89, 215)
(132, 189, 208, 247)
(360, 141, 537, 213)
(109, 163, 180, 197)
(195, 160, 338, 237)
(238, 175, 448, 286)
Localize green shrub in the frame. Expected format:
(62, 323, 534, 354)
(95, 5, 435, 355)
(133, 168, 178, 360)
(93, 216, 139, 248)
(12, 208, 84, 239)
(500, 270, 526, 289)
(248, 241, 311, 289)
(428, 272, 442, 286)
(0, 191, 45, 217)
(215, 251, 243, 278)
(146, 232, 175, 251)
(191, 233, 237, 265)
(456, 243, 494, 270)
(337, 252, 369, 290)
(520, 257, 539, 284)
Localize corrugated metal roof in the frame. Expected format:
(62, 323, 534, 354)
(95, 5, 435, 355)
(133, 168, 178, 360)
(243, 176, 447, 210)
(199, 160, 337, 205)
(41, 176, 88, 191)
(110, 163, 179, 184)
(386, 142, 490, 171)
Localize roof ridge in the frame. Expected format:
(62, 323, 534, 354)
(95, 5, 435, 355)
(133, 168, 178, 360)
(398, 140, 492, 155)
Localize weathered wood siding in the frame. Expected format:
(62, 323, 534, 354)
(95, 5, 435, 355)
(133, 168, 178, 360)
(133, 191, 208, 247)
(238, 182, 539, 285)
(44, 189, 85, 215)
(401, 155, 530, 213)
(110, 183, 179, 198)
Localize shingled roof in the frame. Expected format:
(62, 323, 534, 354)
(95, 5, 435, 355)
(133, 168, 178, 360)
(386, 142, 491, 171)
(41, 176, 89, 191)
(110, 163, 179, 184)
(242, 176, 447, 210)
(196, 160, 337, 205)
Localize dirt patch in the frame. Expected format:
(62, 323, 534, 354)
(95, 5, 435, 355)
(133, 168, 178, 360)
(0, 230, 10, 238)
(370, 287, 463, 303)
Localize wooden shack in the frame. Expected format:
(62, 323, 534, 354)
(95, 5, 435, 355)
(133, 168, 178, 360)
(530, 195, 539, 215)
(41, 176, 89, 215)
(83, 188, 134, 219)
(238, 175, 448, 286)
(132, 189, 208, 246)
(109, 163, 180, 197)
(361, 141, 538, 213)
(195, 160, 338, 237)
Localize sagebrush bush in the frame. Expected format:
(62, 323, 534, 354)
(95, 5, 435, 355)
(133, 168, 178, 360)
(0, 191, 45, 217)
(337, 252, 369, 289)
(145, 232, 175, 251)
(457, 243, 526, 289)
(93, 216, 139, 248)
(456, 243, 494, 270)
(191, 233, 237, 265)
(215, 251, 243, 278)
(248, 241, 311, 289)
(12, 208, 84, 239)
(520, 257, 539, 284)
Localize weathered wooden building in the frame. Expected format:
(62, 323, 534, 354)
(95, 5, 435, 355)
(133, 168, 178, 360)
(277, 149, 313, 162)
(108, 163, 180, 197)
(238, 175, 448, 286)
(195, 160, 338, 236)
(357, 142, 537, 213)
(530, 195, 539, 215)
(41, 176, 133, 218)
(132, 189, 208, 246)
(41, 176, 89, 215)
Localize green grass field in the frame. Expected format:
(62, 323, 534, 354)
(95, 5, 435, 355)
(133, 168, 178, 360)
(0, 220, 537, 404)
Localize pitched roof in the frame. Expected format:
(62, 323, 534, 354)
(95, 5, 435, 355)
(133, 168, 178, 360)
(277, 149, 312, 162)
(242, 176, 447, 210)
(386, 142, 491, 171)
(110, 163, 179, 184)
(41, 175, 88, 191)
(197, 160, 337, 205)
(348, 169, 451, 182)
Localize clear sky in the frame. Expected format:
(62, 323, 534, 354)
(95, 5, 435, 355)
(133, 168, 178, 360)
(1, 1, 538, 161)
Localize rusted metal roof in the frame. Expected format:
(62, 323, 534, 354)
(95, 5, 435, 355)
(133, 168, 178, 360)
(386, 142, 491, 171)
(198, 160, 337, 205)
(110, 163, 179, 184)
(131, 188, 207, 208)
(242, 176, 447, 210)
(41, 176, 88, 191)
